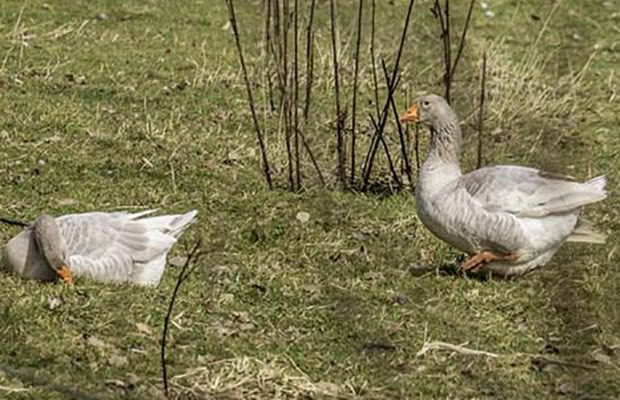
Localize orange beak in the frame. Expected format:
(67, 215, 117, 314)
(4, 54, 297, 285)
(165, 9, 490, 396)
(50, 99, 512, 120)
(57, 265, 73, 286)
(399, 104, 419, 123)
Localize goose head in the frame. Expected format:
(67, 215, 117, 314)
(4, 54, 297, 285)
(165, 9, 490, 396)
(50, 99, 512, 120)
(33, 214, 73, 285)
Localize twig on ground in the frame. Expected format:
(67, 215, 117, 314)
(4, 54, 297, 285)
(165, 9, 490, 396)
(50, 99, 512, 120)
(161, 239, 204, 398)
(476, 50, 487, 169)
(0, 217, 28, 227)
(224, 0, 273, 189)
(417, 341, 500, 358)
(0, 385, 29, 394)
(416, 340, 599, 370)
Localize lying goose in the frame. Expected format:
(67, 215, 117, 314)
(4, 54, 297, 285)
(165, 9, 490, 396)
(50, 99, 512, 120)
(400, 94, 607, 276)
(2, 209, 197, 286)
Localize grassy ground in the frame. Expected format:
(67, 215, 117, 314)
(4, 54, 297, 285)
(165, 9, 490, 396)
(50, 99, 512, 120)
(1, 0, 619, 398)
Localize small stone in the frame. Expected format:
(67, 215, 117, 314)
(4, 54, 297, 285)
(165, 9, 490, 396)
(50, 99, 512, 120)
(47, 296, 63, 310)
(136, 322, 153, 336)
(87, 336, 106, 349)
(108, 354, 128, 367)
(239, 323, 254, 331)
(296, 211, 310, 223)
(126, 373, 140, 386)
(168, 256, 188, 267)
(57, 198, 76, 206)
(105, 379, 126, 388)
(593, 352, 611, 364)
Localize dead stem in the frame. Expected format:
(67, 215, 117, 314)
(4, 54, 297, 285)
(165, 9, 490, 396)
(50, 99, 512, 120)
(224, 0, 273, 189)
(161, 240, 204, 398)
(350, 0, 364, 185)
(476, 51, 487, 169)
(329, 0, 346, 186)
(361, 0, 416, 190)
(384, 61, 414, 189)
(303, 0, 316, 122)
(294, 0, 301, 190)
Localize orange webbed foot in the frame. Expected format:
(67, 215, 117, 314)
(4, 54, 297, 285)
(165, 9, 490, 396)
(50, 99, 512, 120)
(460, 251, 519, 273)
(57, 265, 73, 286)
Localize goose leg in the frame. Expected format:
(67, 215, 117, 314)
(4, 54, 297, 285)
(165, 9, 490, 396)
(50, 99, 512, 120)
(460, 251, 518, 273)
(57, 265, 73, 286)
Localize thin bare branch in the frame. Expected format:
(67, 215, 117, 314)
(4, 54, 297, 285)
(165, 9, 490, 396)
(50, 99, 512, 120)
(272, 0, 282, 89)
(282, 0, 295, 191)
(303, 0, 316, 122)
(282, 0, 289, 91)
(0, 217, 28, 227)
(370, 0, 380, 119)
(329, 0, 346, 186)
(161, 239, 204, 398)
(224, 0, 273, 189)
(450, 0, 475, 81)
(414, 124, 421, 173)
(283, 102, 295, 191)
(294, 0, 301, 190)
(350, 0, 364, 185)
(362, 73, 401, 188)
(362, 0, 379, 179)
(432, 0, 454, 103)
(477, 51, 487, 169)
(298, 129, 326, 186)
(263, 0, 275, 112)
(362, 0, 416, 189)
(444, 0, 451, 102)
(369, 114, 402, 188)
(383, 60, 413, 189)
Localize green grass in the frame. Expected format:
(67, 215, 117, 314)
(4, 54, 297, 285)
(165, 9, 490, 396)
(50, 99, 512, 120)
(1, 0, 619, 398)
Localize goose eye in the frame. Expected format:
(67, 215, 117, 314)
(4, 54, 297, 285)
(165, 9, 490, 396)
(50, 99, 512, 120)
(422, 100, 430, 108)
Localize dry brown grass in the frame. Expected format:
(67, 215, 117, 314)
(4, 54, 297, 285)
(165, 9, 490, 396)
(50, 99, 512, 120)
(170, 355, 351, 399)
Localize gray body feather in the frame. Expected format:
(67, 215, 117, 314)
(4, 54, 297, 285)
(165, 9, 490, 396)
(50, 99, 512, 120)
(411, 94, 606, 276)
(2, 210, 197, 285)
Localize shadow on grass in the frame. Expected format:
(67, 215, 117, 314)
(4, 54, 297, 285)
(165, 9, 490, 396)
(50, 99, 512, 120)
(536, 250, 620, 398)
(349, 178, 414, 200)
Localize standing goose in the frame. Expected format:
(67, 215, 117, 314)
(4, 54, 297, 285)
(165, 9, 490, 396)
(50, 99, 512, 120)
(400, 94, 607, 276)
(2, 209, 197, 286)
